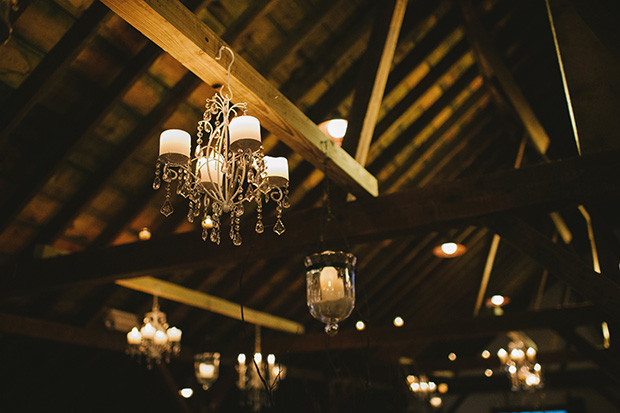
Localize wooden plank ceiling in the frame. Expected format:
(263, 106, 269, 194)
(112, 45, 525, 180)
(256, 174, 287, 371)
(0, 0, 619, 411)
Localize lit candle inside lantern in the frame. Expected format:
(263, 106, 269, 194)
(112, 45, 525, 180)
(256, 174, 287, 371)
(127, 327, 142, 345)
(197, 154, 223, 187)
(154, 329, 168, 345)
(167, 326, 182, 342)
(264, 156, 289, 186)
(159, 129, 191, 162)
(141, 322, 156, 339)
(198, 363, 215, 379)
(319, 266, 344, 301)
(229, 115, 261, 152)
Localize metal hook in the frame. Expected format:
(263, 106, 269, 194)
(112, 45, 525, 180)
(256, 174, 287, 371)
(216, 45, 234, 100)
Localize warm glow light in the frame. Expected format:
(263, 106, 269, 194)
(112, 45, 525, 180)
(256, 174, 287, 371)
(141, 322, 156, 339)
(511, 348, 525, 360)
(355, 321, 366, 331)
(179, 388, 194, 398)
(481, 350, 491, 359)
(485, 369, 493, 377)
(393, 316, 404, 327)
(320, 266, 345, 301)
(127, 327, 142, 345)
(238, 353, 246, 364)
(267, 354, 276, 364)
(167, 327, 182, 342)
(438, 383, 448, 394)
(254, 353, 262, 363)
(526, 374, 540, 386)
(441, 242, 458, 255)
(160, 129, 191, 160)
(138, 227, 151, 241)
(534, 363, 541, 372)
(410, 382, 420, 391)
(406, 375, 416, 384)
(430, 397, 442, 408)
(448, 352, 457, 361)
(508, 365, 517, 374)
(202, 215, 213, 229)
(497, 348, 507, 359)
(429, 382, 436, 391)
(327, 119, 348, 139)
(154, 330, 168, 345)
(490, 294, 505, 306)
(199, 363, 215, 378)
(526, 347, 537, 359)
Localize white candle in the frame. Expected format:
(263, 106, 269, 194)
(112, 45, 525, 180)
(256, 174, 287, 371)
(159, 129, 191, 161)
(229, 115, 261, 151)
(127, 327, 142, 345)
(141, 322, 156, 339)
(154, 330, 168, 345)
(319, 266, 344, 301)
(264, 156, 289, 186)
(199, 363, 215, 378)
(166, 326, 182, 342)
(197, 154, 223, 187)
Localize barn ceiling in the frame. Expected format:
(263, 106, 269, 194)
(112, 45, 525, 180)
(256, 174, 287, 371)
(1, 0, 619, 411)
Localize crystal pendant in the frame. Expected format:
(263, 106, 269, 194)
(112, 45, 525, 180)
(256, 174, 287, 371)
(273, 218, 285, 235)
(232, 232, 242, 246)
(187, 202, 195, 223)
(202, 227, 208, 241)
(325, 323, 339, 336)
(210, 227, 220, 244)
(160, 199, 174, 217)
(255, 219, 264, 233)
(152, 176, 161, 190)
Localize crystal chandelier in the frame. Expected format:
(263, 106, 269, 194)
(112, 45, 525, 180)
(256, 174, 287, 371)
(126, 296, 182, 367)
(305, 250, 356, 335)
(236, 327, 285, 412)
(194, 352, 220, 390)
(497, 340, 543, 391)
(153, 46, 290, 246)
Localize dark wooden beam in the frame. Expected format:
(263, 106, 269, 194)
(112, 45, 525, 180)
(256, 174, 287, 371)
(0, 1, 109, 144)
(262, 305, 602, 354)
(3, 150, 620, 294)
(342, 0, 407, 165)
(489, 214, 620, 323)
(100, 0, 378, 198)
(458, 0, 550, 155)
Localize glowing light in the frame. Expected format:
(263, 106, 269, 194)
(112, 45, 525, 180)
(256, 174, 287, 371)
(267, 354, 276, 364)
(440, 242, 458, 255)
(448, 352, 457, 361)
(238, 353, 246, 364)
(393, 317, 404, 327)
(326, 119, 348, 139)
(508, 365, 517, 374)
(481, 350, 490, 359)
(254, 353, 262, 363)
(179, 388, 193, 398)
(438, 383, 448, 394)
(430, 397, 442, 408)
(490, 295, 505, 306)
(485, 369, 493, 377)
(138, 227, 151, 241)
(355, 320, 366, 331)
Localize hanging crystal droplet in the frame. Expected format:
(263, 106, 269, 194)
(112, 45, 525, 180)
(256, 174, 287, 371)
(202, 227, 208, 241)
(255, 219, 264, 233)
(153, 176, 161, 190)
(273, 218, 285, 235)
(160, 199, 174, 217)
(282, 195, 290, 209)
(232, 233, 242, 246)
(236, 204, 244, 216)
(187, 202, 195, 223)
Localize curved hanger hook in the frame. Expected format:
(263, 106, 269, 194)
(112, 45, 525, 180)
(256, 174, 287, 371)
(216, 45, 234, 100)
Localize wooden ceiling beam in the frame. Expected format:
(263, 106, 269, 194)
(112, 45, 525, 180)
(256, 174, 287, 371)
(458, 0, 550, 155)
(116, 276, 305, 334)
(342, 0, 408, 165)
(262, 305, 602, 353)
(100, 0, 378, 198)
(489, 214, 620, 323)
(3, 149, 620, 295)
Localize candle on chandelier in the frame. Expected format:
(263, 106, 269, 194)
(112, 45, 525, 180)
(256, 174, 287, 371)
(198, 363, 216, 379)
(154, 330, 168, 345)
(127, 327, 142, 345)
(229, 115, 261, 152)
(264, 156, 289, 186)
(197, 154, 223, 188)
(141, 322, 156, 339)
(167, 326, 182, 342)
(159, 129, 191, 163)
(319, 266, 345, 301)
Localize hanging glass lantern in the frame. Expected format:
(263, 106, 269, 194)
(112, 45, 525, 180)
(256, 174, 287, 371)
(305, 250, 356, 335)
(194, 352, 220, 390)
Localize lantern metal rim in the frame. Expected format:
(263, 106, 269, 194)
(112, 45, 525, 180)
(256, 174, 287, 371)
(304, 250, 357, 269)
